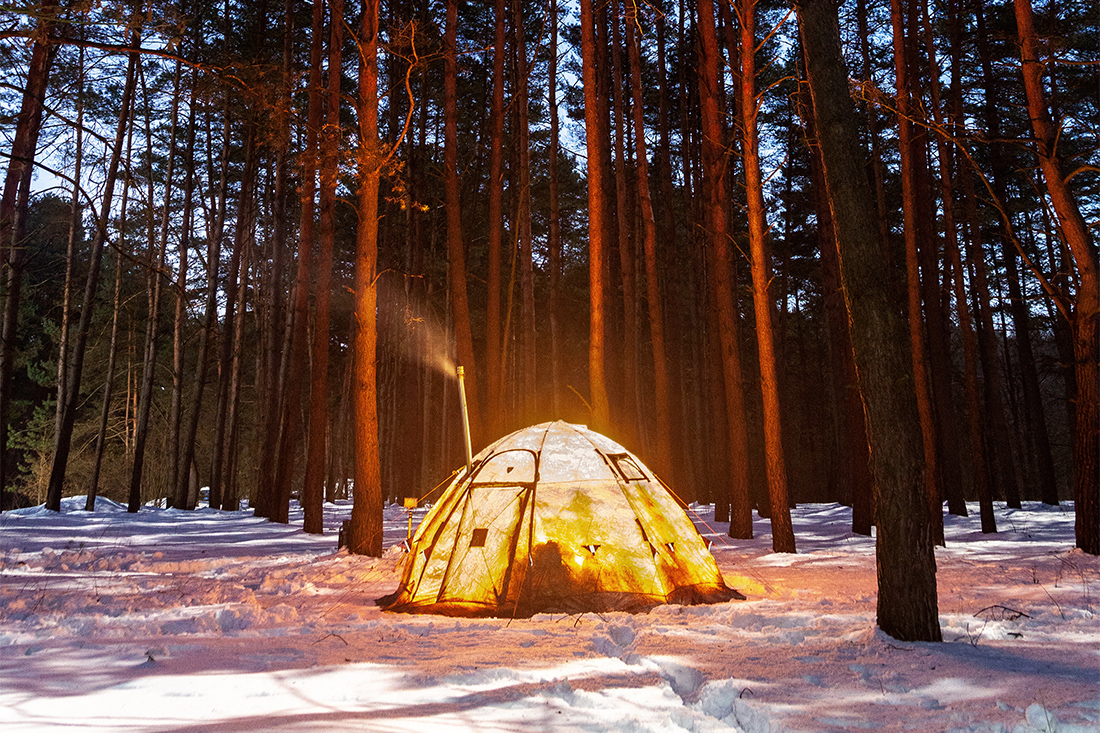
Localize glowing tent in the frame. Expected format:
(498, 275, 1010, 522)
(377, 421, 743, 617)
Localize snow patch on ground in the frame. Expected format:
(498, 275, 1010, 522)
(1, 498, 1097, 732)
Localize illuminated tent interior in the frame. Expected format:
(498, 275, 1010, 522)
(377, 421, 743, 617)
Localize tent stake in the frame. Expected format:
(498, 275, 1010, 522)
(457, 366, 473, 474)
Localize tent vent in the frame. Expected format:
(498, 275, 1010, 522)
(666, 542, 675, 554)
(583, 544, 600, 556)
(470, 528, 489, 547)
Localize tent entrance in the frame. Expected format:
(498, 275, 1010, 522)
(435, 484, 531, 608)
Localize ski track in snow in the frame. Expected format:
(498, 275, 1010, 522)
(1, 497, 1097, 732)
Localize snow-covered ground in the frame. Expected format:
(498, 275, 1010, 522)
(1, 496, 1096, 732)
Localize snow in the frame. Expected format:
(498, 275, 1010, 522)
(1, 497, 1097, 732)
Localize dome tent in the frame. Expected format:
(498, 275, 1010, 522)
(377, 421, 743, 617)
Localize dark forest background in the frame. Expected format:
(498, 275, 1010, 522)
(0, 0, 1095, 551)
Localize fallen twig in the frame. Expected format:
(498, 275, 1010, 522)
(315, 632, 349, 645)
(974, 605, 1032, 621)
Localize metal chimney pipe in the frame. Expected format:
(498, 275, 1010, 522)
(456, 366, 473, 474)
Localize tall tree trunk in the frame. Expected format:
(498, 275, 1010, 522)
(62, 43, 87, 510)
(486, 0, 506, 436)
(814, 146, 875, 535)
(958, 143, 1021, 509)
(610, 0, 638, 444)
(579, 0, 611, 431)
(47, 42, 140, 511)
(975, 0, 1052, 506)
(854, 0, 890, 254)
(514, 0, 536, 427)
(87, 246, 126, 507)
(948, 214, 995, 530)
(168, 69, 199, 513)
(797, 0, 941, 642)
(0, 14, 58, 502)
(209, 131, 257, 510)
(174, 90, 232, 510)
(626, 2, 672, 482)
(444, 0, 481, 446)
(739, 0, 795, 553)
(271, 0, 326, 523)
(1042, 206, 1076, 495)
(128, 62, 182, 512)
(255, 0, 294, 519)
(889, 0, 946, 543)
(796, 45, 874, 534)
(547, 0, 562, 418)
(921, 0, 984, 520)
(904, 0, 966, 528)
(1013, 0, 1099, 554)
(348, 0, 383, 556)
(304, 0, 343, 534)
(697, 0, 752, 539)
(221, 243, 250, 511)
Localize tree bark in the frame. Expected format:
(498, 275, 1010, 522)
(697, 0, 752, 539)
(610, 0, 638, 444)
(486, 0, 506, 436)
(889, 0, 946, 543)
(255, 0, 295, 519)
(626, 2, 673, 482)
(514, 0, 536, 427)
(854, 0, 891, 257)
(61, 43, 86, 510)
(304, 0, 343, 534)
(87, 245, 126, 507)
(270, 0, 326, 523)
(128, 62, 181, 512)
(348, 0, 383, 556)
(209, 131, 256, 510)
(0, 12, 58, 503)
(958, 152, 1021, 511)
(797, 0, 941, 642)
(547, 0, 562, 418)
(975, 0, 1052, 507)
(921, 0, 987, 521)
(168, 68, 199, 514)
(221, 240, 250, 511)
(739, 0, 795, 553)
(1013, 0, 1099, 554)
(795, 46, 874, 535)
(579, 0, 611, 431)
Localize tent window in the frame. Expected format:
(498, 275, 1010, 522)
(609, 453, 647, 482)
(470, 528, 489, 547)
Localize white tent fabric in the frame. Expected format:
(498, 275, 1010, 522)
(377, 421, 742, 617)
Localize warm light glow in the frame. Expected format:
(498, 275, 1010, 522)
(380, 287, 456, 379)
